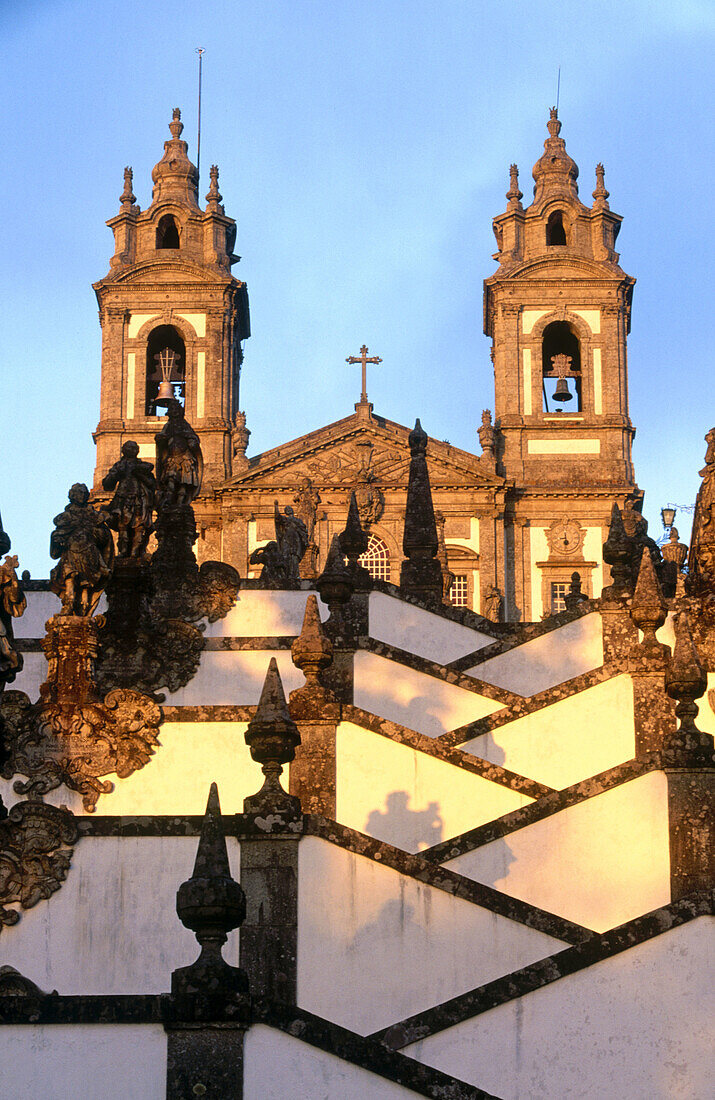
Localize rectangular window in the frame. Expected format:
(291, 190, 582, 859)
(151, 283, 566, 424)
(551, 581, 568, 614)
(450, 574, 468, 607)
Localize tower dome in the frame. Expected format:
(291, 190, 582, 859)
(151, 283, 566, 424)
(150, 108, 200, 209)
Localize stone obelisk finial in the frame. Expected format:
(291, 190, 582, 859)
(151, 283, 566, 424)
(399, 419, 443, 608)
(244, 659, 301, 815)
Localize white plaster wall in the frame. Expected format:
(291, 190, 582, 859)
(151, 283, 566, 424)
(162, 649, 302, 705)
(407, 917, 714, 1100)
(10, 650, 46, 700)
(529, 527, 549, 621)
(353, 652, 501, 737)
(0, 836, 240, 994)
(244, 1024, 421, 1099)
(368, 592, 491, 663)
(699, 672, 715, 735)
(13, 590, 61, 637)
(446, 773, 670, 932)
(336, 722, 531, 852)
(469, 614, 603, 696)
(0, 1025, 166, 1099)
(459, 675, 635, 788)
(202, 589, 329, 638)
(297, 836, 565, 1035)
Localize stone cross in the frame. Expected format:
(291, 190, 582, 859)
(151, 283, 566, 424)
(346, 344, 382, 404)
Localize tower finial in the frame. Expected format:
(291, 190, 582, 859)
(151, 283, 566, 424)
(547, 106, 561, 137)
(506, 164, 523, 210)
(400, 419, 442, 608)
(592, 163, 610, 210)
(169, 107, 183, 140)
(119, 166, 136, 211)
(206, 164, 223, 212)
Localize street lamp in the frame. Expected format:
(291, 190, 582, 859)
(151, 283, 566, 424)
(661, 506, 676, 529)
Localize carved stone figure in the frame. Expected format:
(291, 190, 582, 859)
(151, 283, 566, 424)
(275, 503, 309, 584)
(102, 441, 156, 558)
(661, 527, 689, 598)
(155, 399, 203, 508)
(483, 584, 502, 623)
(49, 484, 114, 616)
(689, 427, 715, 583)
(0, 522, 26, 688)
(293, 477, 321, 544)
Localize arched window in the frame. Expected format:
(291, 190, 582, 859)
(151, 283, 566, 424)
(541, 321, 582, 411)
(546, 210, 567, 246)
(359, 534, 391, 582)
(156, 214, 180, 249)
(145, 325, 186, 413)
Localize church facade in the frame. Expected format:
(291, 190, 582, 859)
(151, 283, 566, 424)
(92, 109, 639, 622)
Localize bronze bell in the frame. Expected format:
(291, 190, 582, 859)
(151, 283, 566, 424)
(155, 379, 175, 406)
(552, 375, 573, 402)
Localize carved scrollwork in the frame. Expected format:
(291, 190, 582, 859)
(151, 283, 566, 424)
(0, 800, 77, 931)
(0, 686, 162, 813)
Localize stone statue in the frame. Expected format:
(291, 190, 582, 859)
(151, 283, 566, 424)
(483, 584, 502, 623)
(478, 409, 496, 458)
(0, 524, 26, 686)
(690, 428, 715, 582)
(275, 503, 309, 583)
(155, 399, 203, 509)
(49, 484, 114, 616)
(102, 442, 156, 558)
(293, 477, 321, 544)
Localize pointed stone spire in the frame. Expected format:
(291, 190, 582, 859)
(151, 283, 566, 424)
(316, 534, 354, 635)
(506, 163, 523, 211)
(244, 659, 301, 815)
(663, 611, 714, 766)
(532, 107, 579, 204)
(592, 163, 610, 210)
(150, 108, 199, 210)
(205, 164, 223, 213)
(119, 166, 136, 211)
(172, 783, 248, 1013)
(400, 420, 443, 608)
(289, 595, 337, 719)
(631, 547, 668, 656)
(564, 570, 588, 612)
(339, 491, 371, 590)
(602, 502, 632, 596)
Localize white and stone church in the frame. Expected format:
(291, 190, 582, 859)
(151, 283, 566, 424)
(0, 108, 712, 1099)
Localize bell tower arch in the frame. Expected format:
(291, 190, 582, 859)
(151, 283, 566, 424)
(92, 109, 250, 494)
(484, 110, 639, 620)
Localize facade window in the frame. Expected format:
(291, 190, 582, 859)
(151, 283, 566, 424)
(359, 534, 391, 582)
(145, 324, 186, 413)
(156, 214, 180, 249)
(449, 574, 468, 607)
(551, 581, 568, 613)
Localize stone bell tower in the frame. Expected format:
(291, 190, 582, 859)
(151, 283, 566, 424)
(484, 109, 639, 621)
(92, 109, 250, 493)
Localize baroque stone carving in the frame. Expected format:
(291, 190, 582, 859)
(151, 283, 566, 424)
(0, 519, 26, 689)
(483, 584, 502, 623)
(244, 658, 301, 815)
(689, 427, 715, 586)
(102, 441, 156, 559)
(1, 615, 163, 813)
(400, 420, 443, 609)
(478, 410, 496, 459)
(0, 799, 77, 932)
(289, 595, 337, 719)
(250, 503, 308, 587)
(630, 547, 667, 657)
(155, 398, 203, 508)
(49, 484, 114, 616)
(663, 611, 714, 767)
(352, 440, 384, 527)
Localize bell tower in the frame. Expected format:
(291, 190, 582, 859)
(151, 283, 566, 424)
(92, 109, 250, 492)
(484, 110, 639, 620)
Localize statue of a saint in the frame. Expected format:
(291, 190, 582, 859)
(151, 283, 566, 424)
(0, 524, 26, 685)
(155, 400, 203, 509)
(275, 503, 309, 584)
(49, 484, 115, 616)
(102, 441, 156, 558)
(293, 477, 321, 544)
(483, 584, 502, 623)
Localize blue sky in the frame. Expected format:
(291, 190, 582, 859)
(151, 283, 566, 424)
(1, 0, 713, 574)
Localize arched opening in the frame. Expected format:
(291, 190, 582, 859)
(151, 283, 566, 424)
(546, 210, 567, 246)
(145, 325, 186, 413)
(358, 534, 391, 582)
(541, 321, 582, 411)
(156, 214, 180, 249)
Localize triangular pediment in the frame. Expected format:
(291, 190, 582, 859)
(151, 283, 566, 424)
(222, 409, 504, 492)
